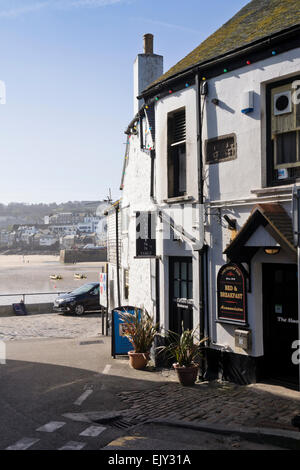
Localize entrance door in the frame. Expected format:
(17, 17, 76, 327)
(262, 263, 299, 387)
(169, 257, 193, 334)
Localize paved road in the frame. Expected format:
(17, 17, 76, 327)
(0, 331, 170, 450)
(0, 314, 298, 450)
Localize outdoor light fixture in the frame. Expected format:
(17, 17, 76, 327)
(264, 247, 281, 255)
(223, 215, 236, 230)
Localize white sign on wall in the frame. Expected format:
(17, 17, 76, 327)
(99, 272, 107, 308)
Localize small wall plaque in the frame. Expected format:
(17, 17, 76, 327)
(205, 133, 237, 164)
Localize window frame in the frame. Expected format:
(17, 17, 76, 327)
(167, 108, 187, 198)
(266, 75, 300, 187)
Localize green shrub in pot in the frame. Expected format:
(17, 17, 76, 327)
(157, 327, 208, 385)
(119, 308, 159, 369)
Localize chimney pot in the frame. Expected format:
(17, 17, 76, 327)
(143, 33, 154, 54)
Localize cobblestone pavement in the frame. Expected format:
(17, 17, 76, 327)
(118, 380, 300, 431)
(0, 313, 102, 341)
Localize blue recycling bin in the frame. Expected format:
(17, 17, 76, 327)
(111, 306, 141, 358)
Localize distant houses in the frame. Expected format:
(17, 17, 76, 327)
(0, 207, 109, 252)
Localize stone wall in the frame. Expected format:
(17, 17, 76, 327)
(60, 249, 107, 263)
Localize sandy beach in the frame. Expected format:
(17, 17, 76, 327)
(0, 255, 105, 304)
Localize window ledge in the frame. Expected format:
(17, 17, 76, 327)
(163, 195, 195, 204)
(251, 184, 295, 196)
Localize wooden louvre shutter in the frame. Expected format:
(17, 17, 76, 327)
(172, 110, 186, 144)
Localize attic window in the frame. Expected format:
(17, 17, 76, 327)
(167, 108, 187, 198)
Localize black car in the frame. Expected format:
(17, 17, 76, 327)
(53, 282, 100, 315)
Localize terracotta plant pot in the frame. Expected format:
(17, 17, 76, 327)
(128, 351, 150, 370)
(173, 363, 199, 386)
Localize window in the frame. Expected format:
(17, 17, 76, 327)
(167, 109, 186, 197)
(267, 77, 300, 185)
(276, 131, 297, 166)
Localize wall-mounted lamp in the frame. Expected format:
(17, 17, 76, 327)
(224, 215, 237, 241)
(223, 215, 236, 230)
(264, 247, 281, 255)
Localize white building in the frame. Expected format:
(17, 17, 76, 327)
(108, 0, 300, 388)
(49, 224, 77, 236)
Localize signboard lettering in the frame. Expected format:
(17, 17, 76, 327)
(217, 263, 247, 324)
(206, 134, 236, 164)
(136, 211, 156, 258)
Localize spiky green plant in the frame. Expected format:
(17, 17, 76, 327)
(119, 308, 159, 353)
(157, 326, 208, 367)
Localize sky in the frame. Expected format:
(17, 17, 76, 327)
(0, 0, 249, 204)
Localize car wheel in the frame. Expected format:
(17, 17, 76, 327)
(74, 304, 85, 316)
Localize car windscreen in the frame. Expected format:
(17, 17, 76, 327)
(71, 284, 96, 295)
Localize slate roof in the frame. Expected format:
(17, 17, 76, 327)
(147, 0, 300, 90)
(255, 203, 295, 250)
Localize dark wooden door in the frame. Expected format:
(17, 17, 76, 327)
(169, 257, 193, 334)
(262, 263, 299, 387)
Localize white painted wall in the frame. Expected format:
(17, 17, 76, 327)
(119, 119, 157, 316)
(202, 48, 300, 202)
(202, 48, 300, 357)
(134, 54, 163, 114)
(153, 47, 300, 355)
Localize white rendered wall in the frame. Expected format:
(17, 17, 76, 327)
(153, 48, 300, 352)
(202, 49, 300, 356)
(134, 54, 163, 114)
(120, 120, 157, 317)
(202, 48, 300, 202)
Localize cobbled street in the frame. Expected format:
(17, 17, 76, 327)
(118, 380, 300, 431)
(0, 312, 102, 341)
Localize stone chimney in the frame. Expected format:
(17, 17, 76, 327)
(143, 33, 153, 54)
(133, 34, 163, 114)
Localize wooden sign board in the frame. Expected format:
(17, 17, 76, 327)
(217, 263, 247, 324)
(136, 211, 156, 258)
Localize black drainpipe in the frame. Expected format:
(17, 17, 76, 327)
(115, 204, 121, 307)
(196, 71, 208, 354)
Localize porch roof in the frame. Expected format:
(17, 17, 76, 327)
(224, 203, 296, 262)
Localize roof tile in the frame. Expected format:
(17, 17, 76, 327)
(148, 0, 300, 89)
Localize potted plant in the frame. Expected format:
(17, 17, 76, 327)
(119, 308, 158, 370)
(157, 327, 207, 386)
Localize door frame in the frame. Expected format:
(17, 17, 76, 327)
(261, 262, 299, 389)
(169, 256, 193, 334)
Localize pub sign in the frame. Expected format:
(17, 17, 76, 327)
(136, 211, 156, 258)
(217, 263, 247, 324)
